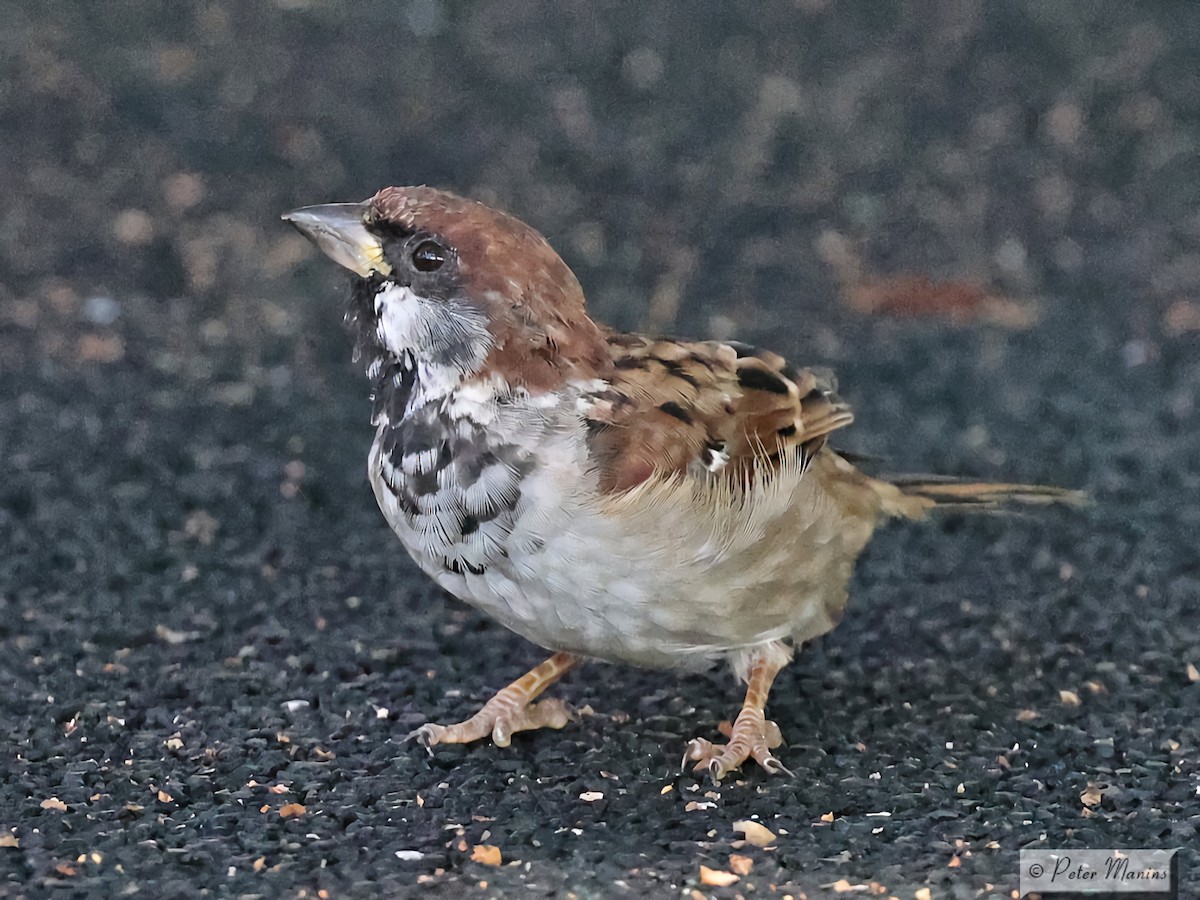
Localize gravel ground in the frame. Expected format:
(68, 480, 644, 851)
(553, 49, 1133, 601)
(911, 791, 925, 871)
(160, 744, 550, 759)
(2, 2, 1198, 897)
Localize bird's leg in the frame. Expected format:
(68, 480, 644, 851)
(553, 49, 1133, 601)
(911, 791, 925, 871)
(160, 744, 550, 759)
(683, 655, 792, 782)
(410, 652, 580, 750)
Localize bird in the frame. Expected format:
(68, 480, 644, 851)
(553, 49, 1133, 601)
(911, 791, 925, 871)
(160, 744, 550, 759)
(283, 186, 1081, 782)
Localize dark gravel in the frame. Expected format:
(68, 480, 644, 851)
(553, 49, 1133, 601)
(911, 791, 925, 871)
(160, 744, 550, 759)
(2, 2, 1198, 897)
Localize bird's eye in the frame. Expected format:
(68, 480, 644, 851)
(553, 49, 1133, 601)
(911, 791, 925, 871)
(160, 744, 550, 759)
(411, 239, 447, 272)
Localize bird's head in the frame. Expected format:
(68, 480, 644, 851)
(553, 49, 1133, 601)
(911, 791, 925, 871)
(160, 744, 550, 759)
(284, 186, 610, 395)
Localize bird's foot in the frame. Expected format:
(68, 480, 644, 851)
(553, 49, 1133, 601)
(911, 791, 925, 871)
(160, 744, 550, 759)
(683, 709, 792, 783)
(408, 696, 574, 750)
(405, 652, 580, 751)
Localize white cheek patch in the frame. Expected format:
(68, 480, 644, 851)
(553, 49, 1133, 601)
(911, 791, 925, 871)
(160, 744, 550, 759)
(373, 282, 495, 400)
(375, 284, 430, 354)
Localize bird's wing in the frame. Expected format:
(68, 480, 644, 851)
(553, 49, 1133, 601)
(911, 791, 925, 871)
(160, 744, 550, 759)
(581, 333, 854, 493)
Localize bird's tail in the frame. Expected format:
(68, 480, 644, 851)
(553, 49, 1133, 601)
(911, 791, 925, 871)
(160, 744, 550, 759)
(874, 474, 1086, 520)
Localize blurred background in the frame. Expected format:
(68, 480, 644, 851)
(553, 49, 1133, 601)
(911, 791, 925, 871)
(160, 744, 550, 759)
(4, 2, 1196, 363)
(2, 1, 1198, 895)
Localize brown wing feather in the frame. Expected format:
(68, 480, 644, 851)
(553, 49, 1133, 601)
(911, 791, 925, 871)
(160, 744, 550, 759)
(584, 334, 854, 493)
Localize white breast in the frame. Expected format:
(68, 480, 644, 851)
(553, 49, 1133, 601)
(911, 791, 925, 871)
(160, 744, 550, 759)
(368, 384, 879, 671)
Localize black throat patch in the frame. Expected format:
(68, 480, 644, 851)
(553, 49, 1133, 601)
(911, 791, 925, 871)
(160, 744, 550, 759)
(345, 274, 389, 376)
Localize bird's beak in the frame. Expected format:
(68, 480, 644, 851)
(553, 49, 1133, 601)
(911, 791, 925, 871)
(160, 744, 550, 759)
(281, 203, 391, 277)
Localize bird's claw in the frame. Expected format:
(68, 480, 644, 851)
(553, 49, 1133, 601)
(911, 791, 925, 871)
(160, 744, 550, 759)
(682, 717, 791, 783)
(402, 724, 439, 755)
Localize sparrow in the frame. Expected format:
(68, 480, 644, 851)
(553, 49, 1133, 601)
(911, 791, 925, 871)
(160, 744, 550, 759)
(283, 186, 1081, 782)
